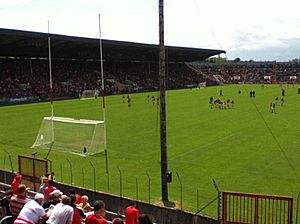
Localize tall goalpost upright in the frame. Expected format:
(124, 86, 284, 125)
(98, 13, 110, 188)
(46, 20, 54, 158)
(32, 20, 108, 168)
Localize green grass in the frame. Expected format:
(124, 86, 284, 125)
(1, 84, 300, 217)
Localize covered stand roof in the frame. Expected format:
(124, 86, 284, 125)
(0, 28, 225, 62)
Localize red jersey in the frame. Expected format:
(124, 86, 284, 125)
(85, 213, 107, 224)
(125, 206, 140, 224)
(11, 181, 20, 195)
(11, 175, 22, 194)
(9, 194, 30, 217)
(44, 186, 56, 201)
(75, 194, 82, 204)
(72, 207, 84, 224)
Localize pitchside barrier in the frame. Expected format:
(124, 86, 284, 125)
(222, 191, 293, 224)
(18, 155, 48, 192)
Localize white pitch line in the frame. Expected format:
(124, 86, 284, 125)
(169, 132, 236, 161)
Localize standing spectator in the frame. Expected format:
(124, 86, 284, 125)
(39, 173, 50, 194)
(50, 172, 55, 181)
(125, 201, 140, 224)
(39, 178, 49, 195)
(11, 175, 22, 194)
(44, 179, 56, 201)
(14, 193, 46, 224)
(9, 184, 31, 218)
(70, 195, 85, 224)
(46, 196, 73, 224)
(85, 200, 107, 224)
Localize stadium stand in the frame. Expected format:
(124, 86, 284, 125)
(1, 59, 300, 103)
(0, 58, 206, 101)
(0, 28, 225, 104)
(191, 62, 300, 84)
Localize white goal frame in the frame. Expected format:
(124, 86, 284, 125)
(31, 116, 105, 156)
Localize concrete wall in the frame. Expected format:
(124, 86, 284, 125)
(0, 169, 217, 224)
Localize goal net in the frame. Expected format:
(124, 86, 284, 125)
(80, 90, 99, 100)
(198, 82, 206, 88)
(31, 116, 105, 155)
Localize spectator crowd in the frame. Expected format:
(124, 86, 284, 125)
(0, 173, 154, 224)
(1, 58, 299, 102)
(191, 61, 300, 84)
(0, 58, 204, 101)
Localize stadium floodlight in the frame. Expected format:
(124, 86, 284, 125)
(31, 116, 105, 156)
(80, 89, 100, 100)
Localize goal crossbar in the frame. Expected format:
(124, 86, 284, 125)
(44, 116, 104, 125)
(32, 116, 105, 155)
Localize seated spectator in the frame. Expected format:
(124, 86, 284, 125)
(138, 214, 153, 224)
(70, 195, 85, 224)
(0, 189, 13, 217)
(69, 189, 81, 205)
(44, 179, 56, 201)
(126, 201, 140, 224)
(46, 195, 73, 224)
(9, 184, 31, 218)
(11, 175, 22, 195)
(85, 200, 107, 224)
(42, 189, 62, 209)
(14, 193, 47, 224)
(78, 195, 91, 213)
(112, 217, 124, 224)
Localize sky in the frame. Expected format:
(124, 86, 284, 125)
(1, 0, 300, 61)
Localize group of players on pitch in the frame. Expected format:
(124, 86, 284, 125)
(209, 96, 235, 109)
(269, 89, 285, 113)
(122, 95, 160, 107)
(147, 95, 160, 106)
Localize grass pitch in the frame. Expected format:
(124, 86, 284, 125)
(1, 84, 300, 217)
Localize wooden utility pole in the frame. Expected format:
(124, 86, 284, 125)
(159, 0, 169, 202)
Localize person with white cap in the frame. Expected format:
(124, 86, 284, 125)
(42, 189, 63, 209)
(13, 193, 47, 224)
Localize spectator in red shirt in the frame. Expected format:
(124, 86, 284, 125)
(44, 179, 56, 201)
(126, 201, 140, 224)
(69, 189, 82, 205)
(85, 200, 107, 224)
(11, 174, 22, 194)
(70, 195, 85, 224)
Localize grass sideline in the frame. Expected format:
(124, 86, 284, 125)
(1, 84, 300, 217)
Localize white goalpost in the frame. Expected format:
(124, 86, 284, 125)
(31, 117, 105, 155)
(198, 82, 206, 88)
(80, 89, 100, 100)
(31, 19, 108, 159)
